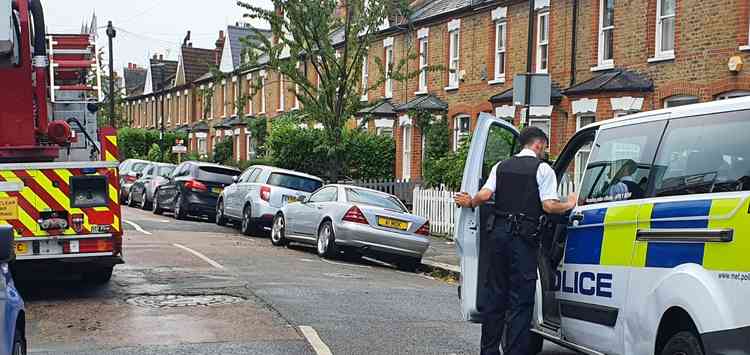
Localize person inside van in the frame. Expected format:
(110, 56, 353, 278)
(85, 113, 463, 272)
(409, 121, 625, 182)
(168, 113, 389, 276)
(607, 159, 644, 200)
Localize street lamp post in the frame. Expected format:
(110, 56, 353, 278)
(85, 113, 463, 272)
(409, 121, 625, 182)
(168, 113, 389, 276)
(523, 0, 535, 126)
(106, 21, 116, 128)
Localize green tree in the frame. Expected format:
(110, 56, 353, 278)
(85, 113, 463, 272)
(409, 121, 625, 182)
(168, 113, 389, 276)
(238, 0, 434, 181)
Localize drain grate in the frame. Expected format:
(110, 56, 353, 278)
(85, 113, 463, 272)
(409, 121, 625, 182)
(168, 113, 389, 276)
(126, 294, 245, 308)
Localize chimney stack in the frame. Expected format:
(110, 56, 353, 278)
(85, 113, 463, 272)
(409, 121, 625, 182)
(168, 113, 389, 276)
(159, 54, 164, 60)
(215, 30, 226, 65)
(153, 54, 158, 60)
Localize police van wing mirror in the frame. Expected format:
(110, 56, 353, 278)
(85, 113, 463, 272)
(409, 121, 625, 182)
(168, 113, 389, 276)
(0, 226, 14, 263)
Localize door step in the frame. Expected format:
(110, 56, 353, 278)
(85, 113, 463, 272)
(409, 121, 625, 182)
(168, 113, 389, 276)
(531, 328, 607, 355)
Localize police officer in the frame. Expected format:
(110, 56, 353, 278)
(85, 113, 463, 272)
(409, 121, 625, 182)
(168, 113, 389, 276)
(454, 127, 577, 355)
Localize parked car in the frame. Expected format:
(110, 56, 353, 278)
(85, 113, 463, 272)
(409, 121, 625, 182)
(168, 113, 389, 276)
(216, 165, 324, 236)
(0, 226, 26, 355)
(270, 184, 430, 270)
(118, 159, 149, 203)
(152, 161, 240, 220)
(128, 162, 176, 209)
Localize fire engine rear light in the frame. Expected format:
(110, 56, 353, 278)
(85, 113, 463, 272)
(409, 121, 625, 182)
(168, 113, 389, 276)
(415, 221, 430, 236)
(342, 206, 368, 224)
(63, 239, 112, 254)
(184, 179, 208, 192)
(260, 185, 271, 202)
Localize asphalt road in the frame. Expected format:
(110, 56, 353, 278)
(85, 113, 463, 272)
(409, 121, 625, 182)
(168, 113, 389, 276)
(17, 206, 576, 354)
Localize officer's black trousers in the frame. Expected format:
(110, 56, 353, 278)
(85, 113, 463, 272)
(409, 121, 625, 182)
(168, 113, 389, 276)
(480, 221, 539, 355)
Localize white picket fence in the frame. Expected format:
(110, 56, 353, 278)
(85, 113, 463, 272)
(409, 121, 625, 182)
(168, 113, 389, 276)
(411, 178, 577, 239)
(412, 186, 457, 238)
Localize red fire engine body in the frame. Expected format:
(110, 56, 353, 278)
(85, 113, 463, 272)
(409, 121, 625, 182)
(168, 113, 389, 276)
(0, 0, 122, 283)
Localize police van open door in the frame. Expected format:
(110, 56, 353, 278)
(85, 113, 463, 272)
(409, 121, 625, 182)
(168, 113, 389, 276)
(456, 112, 520, 322)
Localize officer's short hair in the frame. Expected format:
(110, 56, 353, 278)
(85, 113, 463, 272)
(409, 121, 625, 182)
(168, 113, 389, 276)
(519, 126, 549, 147)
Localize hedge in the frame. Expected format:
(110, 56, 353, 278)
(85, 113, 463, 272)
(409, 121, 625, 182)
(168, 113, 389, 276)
(117, 128, 187, 163)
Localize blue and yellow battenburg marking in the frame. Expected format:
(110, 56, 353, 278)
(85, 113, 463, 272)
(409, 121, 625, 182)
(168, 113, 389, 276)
(564, 197, 750, 272)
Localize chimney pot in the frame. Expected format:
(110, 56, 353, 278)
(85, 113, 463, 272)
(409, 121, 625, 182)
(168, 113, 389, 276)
(159, 54, 164, 60)
(153, 54, 158, 60)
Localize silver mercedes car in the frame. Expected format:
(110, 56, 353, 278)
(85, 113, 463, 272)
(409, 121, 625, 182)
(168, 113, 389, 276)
(271, 184, 431, 270)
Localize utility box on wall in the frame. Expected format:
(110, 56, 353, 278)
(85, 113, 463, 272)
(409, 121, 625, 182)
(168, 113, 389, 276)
(513, 74, 551, 107)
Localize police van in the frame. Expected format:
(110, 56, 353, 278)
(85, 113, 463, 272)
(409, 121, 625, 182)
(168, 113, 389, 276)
(456, 97, 750, 355)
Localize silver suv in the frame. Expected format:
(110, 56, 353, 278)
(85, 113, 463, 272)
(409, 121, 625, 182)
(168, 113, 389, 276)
(216, 166, 324, 235)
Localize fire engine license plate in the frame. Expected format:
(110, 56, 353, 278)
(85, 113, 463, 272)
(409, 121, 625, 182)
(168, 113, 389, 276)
(0, 197, 18, 220)
(38, 240, 62, 255)
(377, 217, 408, 231)
(14, 242, 28, 256)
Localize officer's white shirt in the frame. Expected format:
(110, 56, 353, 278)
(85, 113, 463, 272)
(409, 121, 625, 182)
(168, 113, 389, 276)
(482, 148, 559, 202)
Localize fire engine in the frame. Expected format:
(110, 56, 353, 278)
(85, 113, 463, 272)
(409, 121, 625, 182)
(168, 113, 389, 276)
(0, 0, 122, 283)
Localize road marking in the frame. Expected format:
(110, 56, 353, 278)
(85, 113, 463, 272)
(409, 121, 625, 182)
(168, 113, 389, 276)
(320, 257, 371, 269)
(172, 243, 224, 269)
(123, 219, 152, 235)
(299, 326, 333, 355)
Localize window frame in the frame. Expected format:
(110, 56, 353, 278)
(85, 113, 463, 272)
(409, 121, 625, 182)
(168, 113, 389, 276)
(278, 74, 285, 112)
(536, 12, 549, 74)
(494, 21, 507, 82)
(528, 117, 552, 144)
(418, 37, 429, 94)
(361, 56, 369, 101)
(598, 0, 615, 68)
(384, 44, 394, 98)
(260, 75, 267, 114)
(309, 186, 338, 203)
(664, 95, 699, 108)
(402, 124, 412, 179)
(447, 29, 460, 89)
(453, 115, 471, 151)
(654, 0, 675, 59)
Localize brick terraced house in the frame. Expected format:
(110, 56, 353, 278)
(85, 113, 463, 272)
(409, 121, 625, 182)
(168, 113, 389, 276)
(124, 0, 750, 181)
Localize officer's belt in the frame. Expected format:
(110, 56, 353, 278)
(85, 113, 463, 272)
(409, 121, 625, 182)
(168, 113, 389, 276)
(491, 211, 541, 224)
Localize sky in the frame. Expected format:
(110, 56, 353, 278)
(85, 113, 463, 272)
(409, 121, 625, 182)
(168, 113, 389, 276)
(44, 0, 273, 76)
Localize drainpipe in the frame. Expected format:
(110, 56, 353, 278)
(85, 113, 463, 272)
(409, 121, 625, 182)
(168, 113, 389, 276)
(570, 0, 578, 87)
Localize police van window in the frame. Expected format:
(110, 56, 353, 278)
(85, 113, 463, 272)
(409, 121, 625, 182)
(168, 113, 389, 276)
(482, 123, 519, 183)
(652, 111, 750, 196)
(578, 121, 665, 205)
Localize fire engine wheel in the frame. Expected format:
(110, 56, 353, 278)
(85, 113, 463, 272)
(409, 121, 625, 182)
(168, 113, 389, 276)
(12, 326, 25, 355)
(82, 266, 113, 284)
(174, 195, 187, 220)
(661, 331, 704, 355)
(140, 191, 151, 210)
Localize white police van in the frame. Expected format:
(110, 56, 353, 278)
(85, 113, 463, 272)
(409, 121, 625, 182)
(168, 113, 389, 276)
(457, 97, 750, 355)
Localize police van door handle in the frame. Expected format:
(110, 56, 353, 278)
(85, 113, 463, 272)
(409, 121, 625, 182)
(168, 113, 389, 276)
(468, 220, 478, 231)
(571, 212, 584, 224)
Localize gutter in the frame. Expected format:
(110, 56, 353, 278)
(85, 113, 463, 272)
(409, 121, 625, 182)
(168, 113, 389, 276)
(570, 0, 578, 87)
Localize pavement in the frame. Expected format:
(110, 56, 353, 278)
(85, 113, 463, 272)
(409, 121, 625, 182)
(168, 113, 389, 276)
(422, 235, 461, 273)
(16, 206, 575, 355)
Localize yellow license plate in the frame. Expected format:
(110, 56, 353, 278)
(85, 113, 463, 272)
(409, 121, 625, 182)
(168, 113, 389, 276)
(286, 196, 298, 203)
(15, 242, 28, 255)
(378, 217, 408, 231)
(212, 187, 223, 194)
(0, 197, 18, 220)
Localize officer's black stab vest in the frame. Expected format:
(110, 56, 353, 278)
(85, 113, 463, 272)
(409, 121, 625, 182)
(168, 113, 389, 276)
(495, 155, 544, 219)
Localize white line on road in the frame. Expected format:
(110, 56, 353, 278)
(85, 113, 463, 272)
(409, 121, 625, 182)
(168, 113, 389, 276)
(172, 243, 224, 269)
(123, 219, 152, 235)
(320, 257, 371, 269)
(299, 326, 333, 355)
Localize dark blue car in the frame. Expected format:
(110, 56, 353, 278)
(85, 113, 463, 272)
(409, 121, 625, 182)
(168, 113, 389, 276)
(0, 226, 25, 355)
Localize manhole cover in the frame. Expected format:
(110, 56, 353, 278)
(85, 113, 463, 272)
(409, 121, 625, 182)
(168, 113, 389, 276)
(126, 294, 245, 308)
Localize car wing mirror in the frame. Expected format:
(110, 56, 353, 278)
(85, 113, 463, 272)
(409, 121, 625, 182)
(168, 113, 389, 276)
(232, 175, 239, 184)
(0, 226, 14, 263)
(299, 196, 308, 204)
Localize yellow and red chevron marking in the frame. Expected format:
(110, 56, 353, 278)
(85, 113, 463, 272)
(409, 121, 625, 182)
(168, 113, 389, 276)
(99, 127, 119, 162)
(0, 167, 122, 238)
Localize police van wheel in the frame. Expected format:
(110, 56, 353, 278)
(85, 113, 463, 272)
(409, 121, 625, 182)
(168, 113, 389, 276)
(661, 331, 704, 355)
(12, 326, 26, 355)
(529, 332, 544, 355)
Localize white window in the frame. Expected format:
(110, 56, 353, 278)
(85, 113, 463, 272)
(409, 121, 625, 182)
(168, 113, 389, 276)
(536, 12, 549, 73)
(716, 90, 750, 100)
(377, 127, 393, 137)
(198, 138, 207, 155)
(402, 125, 412, 179)
(448, 29, 460, 88)
(278, 74, 285, 112)
(260, 75, 266, 114)
(247, 133, 255, 160)
(361, 57, 369, 101)
(655, 0, 675, 59)
(418, 37, 428, 93)
(384, 44, 394, 98)
(234, 80, 239, 115)
(453, 115, 471, 151)
(664, 95, 698, 108)
(208, 84, 214, 119)
(494, 22, 506, 81)
(598, 0, 614, 67)
(222, 80, 228, 117)
(575, 115, 596, 185)
(294, 64, 300, 110)
(529, 118, 551, 145)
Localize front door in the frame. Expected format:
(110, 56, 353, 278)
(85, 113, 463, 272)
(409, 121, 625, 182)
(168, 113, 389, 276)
(553, 120, 667, 354)
(456, 112, 520, 322)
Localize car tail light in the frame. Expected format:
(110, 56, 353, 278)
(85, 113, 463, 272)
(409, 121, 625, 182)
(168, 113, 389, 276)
(260, 185, 271, 202)
(184, 179, 208, 192)
(342, 206, 368, 224)
(415, 221, 430, 236)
